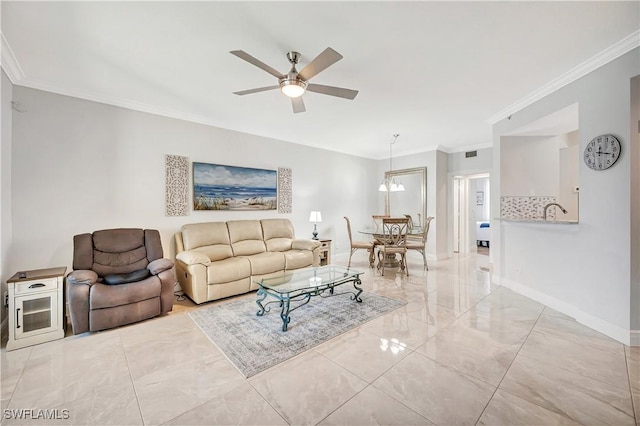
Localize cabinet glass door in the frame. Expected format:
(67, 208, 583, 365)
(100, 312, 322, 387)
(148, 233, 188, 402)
(15, 292, 58, 339)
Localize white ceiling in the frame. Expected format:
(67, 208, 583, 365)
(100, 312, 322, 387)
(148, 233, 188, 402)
(2, 1, 639, 159)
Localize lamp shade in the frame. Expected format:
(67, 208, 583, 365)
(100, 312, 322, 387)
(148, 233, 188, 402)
(309, 211, 322, 223)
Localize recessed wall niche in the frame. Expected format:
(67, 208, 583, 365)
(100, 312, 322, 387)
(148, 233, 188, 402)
(500, 103, 579, 222)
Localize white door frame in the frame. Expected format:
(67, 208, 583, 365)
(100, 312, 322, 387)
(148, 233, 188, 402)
(448, 170, 491, 256)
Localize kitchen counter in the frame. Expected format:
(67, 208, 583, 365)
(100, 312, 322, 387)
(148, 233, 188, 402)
(496, 218, 579, 225)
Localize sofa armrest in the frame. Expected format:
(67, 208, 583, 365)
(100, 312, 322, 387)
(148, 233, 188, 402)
(176, 250, 211, 267)
(292, 239, 321, 251)
(148, 258, 174, 275)
(67, 270, 98, 286)
(67, 270, 97, 335)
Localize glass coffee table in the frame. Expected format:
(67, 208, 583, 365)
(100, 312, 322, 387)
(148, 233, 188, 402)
(254, 265, 364, 331)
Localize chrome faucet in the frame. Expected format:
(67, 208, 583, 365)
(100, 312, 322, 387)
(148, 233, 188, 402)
(543, 202, 568, 220)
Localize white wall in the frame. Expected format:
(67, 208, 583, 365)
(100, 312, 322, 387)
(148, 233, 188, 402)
(558, 132, 579, 221)
(1, 70, 13, 325)
(448, 148, 492, 173)
(493, 48, 639, 344)
(8, 87, 379, 275)
(501, 136, 559, 196)
(631, 75, 640, 337)
(471, 177, 490, 222)
(435, 150, 449, 257)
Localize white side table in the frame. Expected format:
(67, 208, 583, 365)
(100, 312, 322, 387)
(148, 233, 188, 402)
(319, 239, 332, 266)
(6, 267, 66, 351)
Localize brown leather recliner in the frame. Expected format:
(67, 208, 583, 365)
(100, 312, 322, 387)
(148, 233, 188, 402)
(67, 228, 175, 334)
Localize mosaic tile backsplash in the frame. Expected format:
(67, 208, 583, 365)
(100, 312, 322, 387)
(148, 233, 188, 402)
(501, 196, 557, 220)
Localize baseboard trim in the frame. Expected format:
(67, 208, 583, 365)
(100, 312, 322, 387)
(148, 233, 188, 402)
(499, 277, 631, 346)
(631, 330, 640, 347)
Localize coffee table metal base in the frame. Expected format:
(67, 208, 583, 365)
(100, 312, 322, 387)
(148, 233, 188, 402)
(256, 278, 363, 331)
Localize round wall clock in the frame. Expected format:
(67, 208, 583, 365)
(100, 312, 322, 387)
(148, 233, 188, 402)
(584, 134, 621, 171)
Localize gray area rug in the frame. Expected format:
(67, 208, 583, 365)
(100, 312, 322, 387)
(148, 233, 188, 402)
(188, 292, 406, 377)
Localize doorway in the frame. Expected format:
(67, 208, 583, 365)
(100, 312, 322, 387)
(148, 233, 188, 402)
(452, 173, 491, 255)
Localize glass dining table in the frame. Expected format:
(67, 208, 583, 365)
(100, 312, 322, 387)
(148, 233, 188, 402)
(358, 228, 423, 269)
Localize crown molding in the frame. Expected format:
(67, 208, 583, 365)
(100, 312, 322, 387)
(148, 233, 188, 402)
(1, 32, 25, 83)
(487, 30, 640, 125)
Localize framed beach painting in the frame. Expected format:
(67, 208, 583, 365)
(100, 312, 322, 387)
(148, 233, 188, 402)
(193, 162, 277, 211)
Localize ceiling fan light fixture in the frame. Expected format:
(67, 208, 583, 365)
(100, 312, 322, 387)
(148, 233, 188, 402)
(280, 79, 307, 98)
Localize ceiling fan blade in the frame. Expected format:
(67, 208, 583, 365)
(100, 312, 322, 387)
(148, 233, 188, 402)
(230, 50, 284, 78)
(291, 97, 306, 113)
(298, 47, 343, 81)
(306, 84, 359, 100)
(233, 86, 279, 96)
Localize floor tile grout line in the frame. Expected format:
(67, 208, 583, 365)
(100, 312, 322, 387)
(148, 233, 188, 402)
(473, 306, 574, 425)
(514, 311, 634, 394)
(339, 349, 442, 426)
(117, 328, 147, 426)
(308, 275, 438, 426)
(245, 380, 290, 425)
(624, 346, 639, 423)
(1, 346, 33, 412)
(473, 304, 545, 421)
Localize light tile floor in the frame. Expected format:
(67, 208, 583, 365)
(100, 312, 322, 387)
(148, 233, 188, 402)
(1, 252, 638, 425)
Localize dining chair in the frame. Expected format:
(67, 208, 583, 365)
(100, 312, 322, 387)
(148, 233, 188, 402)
(344, 216, 375, 268)
(371, 215, 389, 233)
(404, 214, 414, 232)
(377, 217, 410, 276)
(406, 216, 434, 270)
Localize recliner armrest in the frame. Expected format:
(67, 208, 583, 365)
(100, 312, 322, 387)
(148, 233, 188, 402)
(148, 258, 174, 275)
(292, 239, 321, 251)
(176, 250, 212, 266)
(67, 270, 98, 286)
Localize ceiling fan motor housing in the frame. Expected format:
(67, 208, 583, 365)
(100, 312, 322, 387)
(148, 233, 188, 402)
(286, 51, 301, 65)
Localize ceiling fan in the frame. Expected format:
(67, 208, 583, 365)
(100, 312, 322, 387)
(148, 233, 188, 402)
(230, 47, 358, 113)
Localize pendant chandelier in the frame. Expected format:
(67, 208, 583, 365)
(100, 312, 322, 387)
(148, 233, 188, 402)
(378, 134, 405, 192)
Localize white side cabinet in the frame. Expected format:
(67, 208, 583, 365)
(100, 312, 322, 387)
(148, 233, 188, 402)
(7, 267, 67, 351)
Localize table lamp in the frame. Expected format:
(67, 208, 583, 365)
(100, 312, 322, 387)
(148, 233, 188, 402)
(309, 211, 322, 240)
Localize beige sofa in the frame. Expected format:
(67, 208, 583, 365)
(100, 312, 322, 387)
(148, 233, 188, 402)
(174, 218, 321, 304)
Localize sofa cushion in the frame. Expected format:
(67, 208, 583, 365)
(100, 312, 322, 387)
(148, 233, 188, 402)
(265, 237, 293, 252)
(261, 219, 295, 240)
(284, 250, 314, 270)
(182, 222, 230, 250)
(93, 228, 145, 253)
(103, 268, 151, 285)
(90, 276, 161, 309)
(243, 252, 285, 275)
(92, 245, 149, 277)
(227, 220, 266, 256)
(206, 257, 251, 284)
